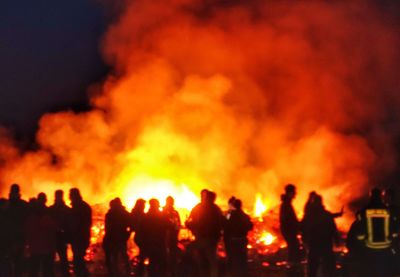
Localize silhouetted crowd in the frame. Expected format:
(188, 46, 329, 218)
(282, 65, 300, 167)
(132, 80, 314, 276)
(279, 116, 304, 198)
(104, 189, 252, 277)
(0, 185, 252, 277)
(0, 184, 91, 277)
(0, 183, 399, 277)
(280, 184, 400, 277)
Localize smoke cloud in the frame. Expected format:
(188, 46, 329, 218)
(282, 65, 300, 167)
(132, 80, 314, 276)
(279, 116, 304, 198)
(1, 1, 399, 222)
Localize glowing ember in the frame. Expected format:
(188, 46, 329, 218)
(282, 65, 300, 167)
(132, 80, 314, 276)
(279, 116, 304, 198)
(258, 232, 277, 246)
(90, 222, 104, 245)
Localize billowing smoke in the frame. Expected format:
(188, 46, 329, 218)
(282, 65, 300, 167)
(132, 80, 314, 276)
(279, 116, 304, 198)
(1, 1, 399, 224)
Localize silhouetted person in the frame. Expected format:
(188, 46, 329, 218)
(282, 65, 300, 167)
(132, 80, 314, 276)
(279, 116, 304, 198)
(26, 194, 57, 277)
(225, 197, 237, 220)
(37, 192, 47, 207)
(346, 211, 367, 276)
(384, 188, 400, 275)
(49, 190, 71, 277)
(69, 188, 91, 277)
(103, 198, 131, 277)
(141, 199, 171, 277)
(6, 184, 28, 277)
(186, 189, 223, 277)
(223, 199, 253, 277)
(301, 192, 342, 245)
(304, 191, 344, 219)
(162, 196, 181, 277)
(279, 184, 301, 266)
(347, 188, 396, 277)
(302, 194, 338, 277)
(0, 198, 12, 276)
(223, 196, 237, 271)
(303, 191, 317, 217)
(130, 199, 146, 276)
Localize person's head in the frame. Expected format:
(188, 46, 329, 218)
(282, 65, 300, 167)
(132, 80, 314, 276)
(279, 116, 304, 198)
(313, 194, 323, 208)
(69, 188, 82, 204)
(200, 189, 209, 203)
(369, 188, 382, 204)
(233, 199, 242, 210)
(9, 183, 21, 200)
(149, 198, 160, 211)
(134, 199, 146, 212)
(308, 191, 317, 202)
(228, 196, 236, 210)
(54, 189, 64, 203)
(206, 191, 217, 204)
(37, 192, 47, 207)
(29, 197, 38, 210)
(110, 197, 122, 209)
(165, 196, 174, 208)
(285, 184, 296, 200)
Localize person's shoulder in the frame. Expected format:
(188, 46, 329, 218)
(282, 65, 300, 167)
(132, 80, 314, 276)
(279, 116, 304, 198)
(82, 200, 92, 209)
(16, 199, 28, 208)
(323, 210, 335, 220)
(122, 208, 130, 216)
(78, 201, 92, 215)
(191, 203, 203, 213)
(234, 209, 249, 220)
(193, 203, 202, 209)
(212, 203, 222, 212)
(280, 201, 290, 211)
(364, 203, 387, 212)
(241, 209, 251, 219)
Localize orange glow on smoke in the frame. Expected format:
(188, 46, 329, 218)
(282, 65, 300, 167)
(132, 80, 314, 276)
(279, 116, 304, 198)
(0, 1, 399, 241)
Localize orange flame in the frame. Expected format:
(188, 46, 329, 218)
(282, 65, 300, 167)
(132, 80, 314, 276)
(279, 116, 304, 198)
(0, 1, 398, 239)
(253, 193, 269, 218)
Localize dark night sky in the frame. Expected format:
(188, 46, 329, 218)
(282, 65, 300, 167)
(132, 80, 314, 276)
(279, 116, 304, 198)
(0, 0, 109, 140)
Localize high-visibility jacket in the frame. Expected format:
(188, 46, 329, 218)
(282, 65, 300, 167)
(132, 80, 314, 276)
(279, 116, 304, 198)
(357, 208, 397, 250)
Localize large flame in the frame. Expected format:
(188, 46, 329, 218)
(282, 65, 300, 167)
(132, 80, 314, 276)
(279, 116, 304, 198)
(254, 193, 269, 218)
(0, 0, 399, 234)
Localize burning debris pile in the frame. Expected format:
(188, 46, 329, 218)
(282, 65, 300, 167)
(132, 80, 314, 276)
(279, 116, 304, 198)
(248, 214, 284, 256)
(84, 194, 346, 274)
(87, 199, 285, 257)
(83, 198, 351, 276)
(85, 210, 284, 273)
